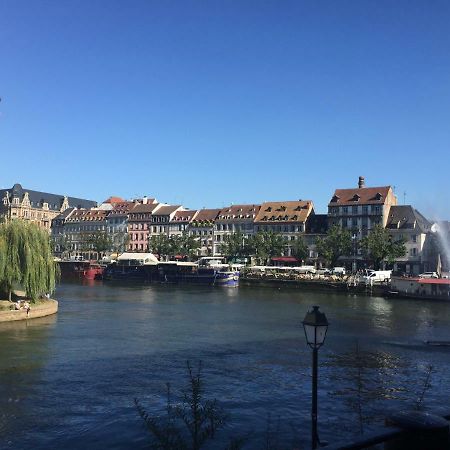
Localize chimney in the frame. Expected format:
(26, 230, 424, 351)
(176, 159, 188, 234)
(142, 196, 148, 204)
(358, 176, 365, 189)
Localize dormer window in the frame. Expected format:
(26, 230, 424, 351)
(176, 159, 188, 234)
(375, 192, 383, 200)
(265, 207, 272, 212)
(351, 194, 360, 202)
(331, 195, 340, 203)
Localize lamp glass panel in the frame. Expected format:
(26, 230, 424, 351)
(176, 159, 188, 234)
(303, 324, 317, 345)
(315, 325, 328, 346)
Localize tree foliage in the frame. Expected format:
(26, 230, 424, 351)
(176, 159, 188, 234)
(0, 220, 58, 301)
(88, 231, 112, 255)
(290, 236, 309, 262)
(149, 234, 200, 261)
(248, 231, 284, 265)
(315, 225, 352, 267)
(173, 233, 200, 261)
(360, 224, 406, 269)
(111, 231, 129, 255)
(219, 231, 249, 261)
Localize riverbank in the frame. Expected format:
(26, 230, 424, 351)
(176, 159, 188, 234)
(0, 299, 58, 323)
(240, 275, 388, 296)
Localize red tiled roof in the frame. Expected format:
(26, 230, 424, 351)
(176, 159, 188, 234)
(171, 210, 198, 222)
(217, 204, 260, 221)
(328, 186, 392, 206)
(154, 205, 181, 215)
(254, 201, 313, 223)
(192, 209, 221, 222)
(109, 201, 135, 215)
(66, 209, 108, 221)
(103, 196, 125, 204)
(129, 203, 160, 214)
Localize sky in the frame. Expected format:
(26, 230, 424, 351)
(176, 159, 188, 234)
(1, 1, 450, 219)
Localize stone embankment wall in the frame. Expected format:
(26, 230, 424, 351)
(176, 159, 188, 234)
(0, 299, 58, 323)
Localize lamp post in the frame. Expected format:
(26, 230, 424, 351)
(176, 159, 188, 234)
(352, 233, 357, 274)
(302, 306, 329, 449)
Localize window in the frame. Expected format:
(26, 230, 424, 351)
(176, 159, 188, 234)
(352, 206, 358, 214)
(343, 206, 348, 214)
(412, 234, 417, 243)
(362, 205, 368, 214)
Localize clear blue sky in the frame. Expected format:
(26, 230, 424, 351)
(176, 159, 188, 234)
(1, 1, 449, 219)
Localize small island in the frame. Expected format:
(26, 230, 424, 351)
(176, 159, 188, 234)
(0, 220, 58, 323)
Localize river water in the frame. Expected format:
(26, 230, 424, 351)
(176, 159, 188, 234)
(1, 282, 450, 449)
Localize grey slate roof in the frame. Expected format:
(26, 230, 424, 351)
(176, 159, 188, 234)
(0, 183, 97, 211)
(385, 205, 431, 233)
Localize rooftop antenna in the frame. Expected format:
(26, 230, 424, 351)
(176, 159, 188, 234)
(403, 191, 407, 205)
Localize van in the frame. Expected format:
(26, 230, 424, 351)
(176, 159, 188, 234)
(361, 270, 391, 284)
(294, 265, 316, 274)
(332, 267, 346, 275)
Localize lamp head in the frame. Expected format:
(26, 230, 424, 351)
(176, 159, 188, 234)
(302, 306, 329, 349)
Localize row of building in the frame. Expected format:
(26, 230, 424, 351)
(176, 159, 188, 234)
(0, 178, 446, 274)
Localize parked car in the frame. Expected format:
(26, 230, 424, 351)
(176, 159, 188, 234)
(294, 265, 316, 274)
(418, 272, 439, 278)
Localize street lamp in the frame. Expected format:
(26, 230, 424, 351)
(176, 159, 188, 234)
(302, 306, 329, 449)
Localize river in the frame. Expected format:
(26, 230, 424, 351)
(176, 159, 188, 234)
(1, 282, 450, 449)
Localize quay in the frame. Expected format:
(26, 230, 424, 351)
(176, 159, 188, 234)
(241, 272, 389, 296)
(0, 299, 58, 323)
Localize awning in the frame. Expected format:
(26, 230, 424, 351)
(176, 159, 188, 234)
(271, 257, 299, 262)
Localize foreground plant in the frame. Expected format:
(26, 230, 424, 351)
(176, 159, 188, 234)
(135, 361, 243, 450)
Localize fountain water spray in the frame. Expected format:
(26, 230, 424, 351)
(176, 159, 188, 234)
(431, 223, 450, 274)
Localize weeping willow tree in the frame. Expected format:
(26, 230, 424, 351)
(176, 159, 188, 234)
(0, 220, 59, 302)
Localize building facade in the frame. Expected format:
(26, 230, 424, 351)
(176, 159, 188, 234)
(0, 183, 97, 231)
(64, 209, 109, 260)
(213, 204, 260, 255)
(127, 200, 160, 252)
(254, 200, 315, 258)
(188, 209, 221, 256)
(328, 177, 397, 239)
(385, 205, 433, 275)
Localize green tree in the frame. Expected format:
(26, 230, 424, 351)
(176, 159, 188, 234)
(249, 231, 284, 265)
(88, 231, 112, 258)
(360, 224, 406, 269)
(111, 231, 130, 255)
(315, 225, 352, 267)
(176, 233, 201, 261)
(290, 236, 309, 263)
(149, 234, 172, 260)
(220, 231, 248, 261)
(0, 220, 58, 301)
